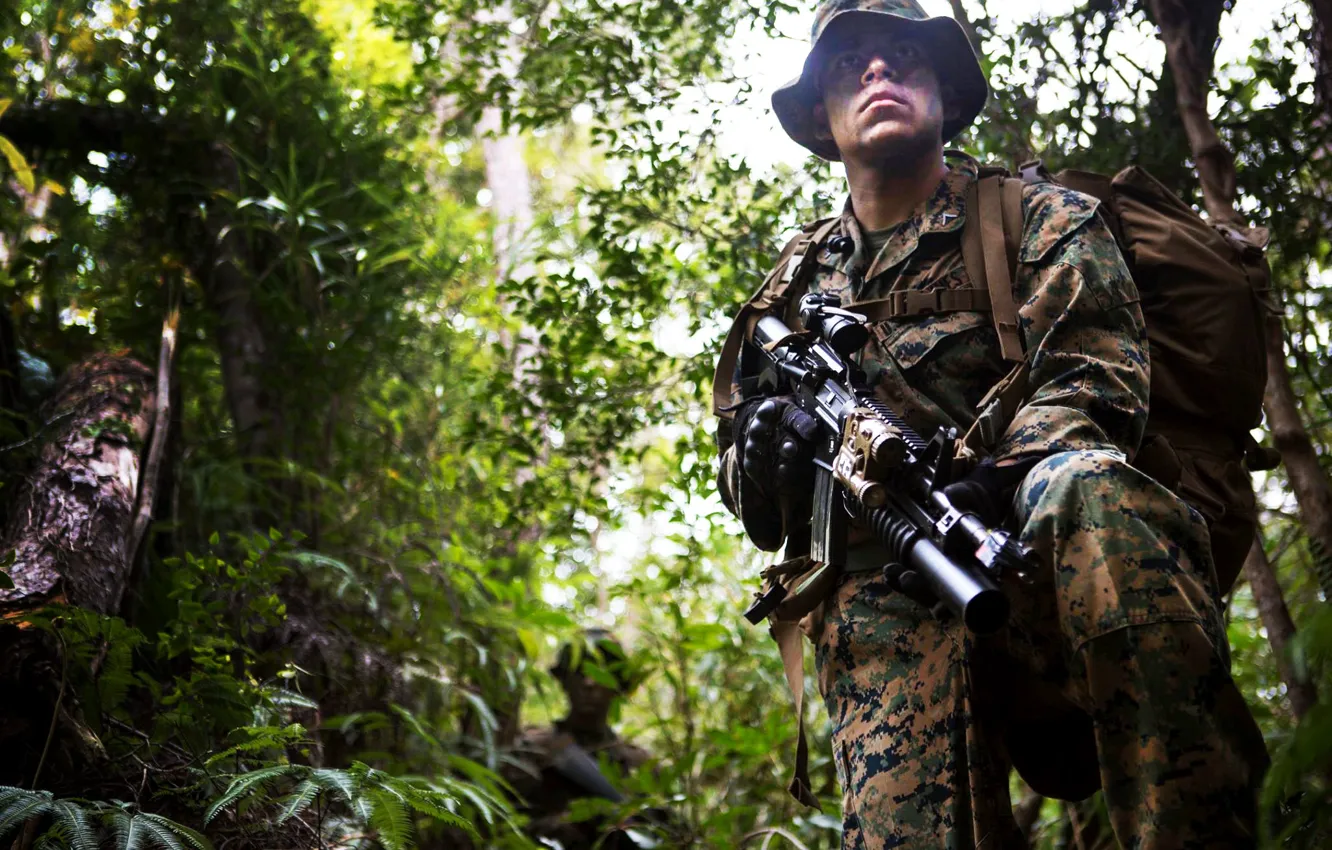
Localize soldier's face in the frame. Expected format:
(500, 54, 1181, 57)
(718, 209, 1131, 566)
(813, 21, 953, 164)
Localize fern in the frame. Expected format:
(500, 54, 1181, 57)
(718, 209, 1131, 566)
(0, 788, 56, 840)
(366, 788, 412, 850)
(204, 764, 303, 824)
(208, 761, 482, 846)
(110, 811, 213, 850)
(275, 779, 321, 825)
(48, 802, 97, 850)
(204, 725, 307, 768)
(0, 788, 210, 850)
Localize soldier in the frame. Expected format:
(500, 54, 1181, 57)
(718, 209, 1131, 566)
(501, 630, 651, 849)
(715, 1, 1269, 847)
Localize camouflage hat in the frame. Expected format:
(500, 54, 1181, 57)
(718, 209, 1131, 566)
(772, 0, 989, 161)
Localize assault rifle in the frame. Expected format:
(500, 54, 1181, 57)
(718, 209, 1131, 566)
(741, 293, 1037, 634)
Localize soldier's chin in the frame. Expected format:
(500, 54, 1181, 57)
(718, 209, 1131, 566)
(855, 125, 936, 166)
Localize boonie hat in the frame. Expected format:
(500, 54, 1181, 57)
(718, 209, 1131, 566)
(772, 0, 989, 161)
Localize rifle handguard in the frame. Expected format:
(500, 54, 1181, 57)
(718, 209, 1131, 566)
(833, 409, 909, 508)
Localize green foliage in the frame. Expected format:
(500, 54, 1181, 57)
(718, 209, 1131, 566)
(0, 787, 208, 850)
(1261, 603, 1332, 846)
(205, 761, 484, 847)
(3, 0, 1332, 846)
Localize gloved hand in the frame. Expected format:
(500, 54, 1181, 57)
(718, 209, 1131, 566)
(941, 456, 1042, 526)
(733, 396, 819, 501)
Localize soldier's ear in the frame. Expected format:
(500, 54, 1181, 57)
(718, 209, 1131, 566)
(813, 103, 833, 142)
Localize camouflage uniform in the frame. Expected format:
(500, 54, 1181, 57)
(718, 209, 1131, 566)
(719, 153, 1267, 848)
(717, 12, 1269, 837)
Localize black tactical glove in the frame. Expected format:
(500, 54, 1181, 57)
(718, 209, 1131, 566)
(734, 396, 819, 500)
(721, 396, 819, 552)
(941, 456, 1043, 526)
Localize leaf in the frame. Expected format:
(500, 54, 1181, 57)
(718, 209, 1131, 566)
(48, 801, 97, 850)
(366, 788, 412, 850)
(0, 789, 54, 841)
(205, 765, 303, 824)
(0, 135, 35, 194)
(275, 780, 321, 825)
(138, 813, 213, 850)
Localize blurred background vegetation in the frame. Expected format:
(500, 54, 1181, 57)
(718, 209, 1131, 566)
(0, 0, 1328, 847)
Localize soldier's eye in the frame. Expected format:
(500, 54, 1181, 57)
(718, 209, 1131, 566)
(892, 41, 921, 65)
(833, 51, 862, 72)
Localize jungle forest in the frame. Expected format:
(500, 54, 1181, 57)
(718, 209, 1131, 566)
(1, 0, 1330, 847)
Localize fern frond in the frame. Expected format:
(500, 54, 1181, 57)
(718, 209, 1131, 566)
(275, 780, 322, 825)
(399, 786, 475, 837)
(438, 781, 501, 829)
(133, 810, 214, 850)
(205, 765, 305, 824)
(309, 768, 358, 805)
(204, 726, 306, 767)
(0, 786, 41, 808)
(119, 810, 148, 850)
(33, 821, 70, 850)
(366, 788, 412, 850)
(0, 789, 54, 840)
(48, 800, 98, 850)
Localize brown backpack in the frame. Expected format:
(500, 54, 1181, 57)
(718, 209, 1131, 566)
(967, 162, 1278, 594)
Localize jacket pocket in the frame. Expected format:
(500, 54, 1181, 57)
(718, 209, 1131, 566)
(870, 311, 995, 371)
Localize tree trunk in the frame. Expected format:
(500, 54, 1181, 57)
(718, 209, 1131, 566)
(204, 144, 277, 464)
(1146, 0, 1241, 225)
(1243, 536, 1318, 718)
(0, 353, 154, 786)
(1152, 0, 1332, 600)
(478, 107, 534, 285)
(1308, 0, 1332, 109)
(1264, 317, 1332, 598)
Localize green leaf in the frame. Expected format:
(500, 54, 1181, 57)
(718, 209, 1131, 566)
(139, 814, 213, 850)
(366, 788, 412, 850)
(48, 801, 96, 850)
(0, 135, 35, 194)
(205, 765, 303, 824)
(275, 780, 321, 825)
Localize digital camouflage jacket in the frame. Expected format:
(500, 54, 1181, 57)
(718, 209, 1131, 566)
(717, 153, 1150, 514)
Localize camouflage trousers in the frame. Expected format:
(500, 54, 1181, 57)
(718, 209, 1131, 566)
(814, 450, 1268, 849)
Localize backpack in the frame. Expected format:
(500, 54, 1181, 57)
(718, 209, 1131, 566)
(965, 161, 1278, 595)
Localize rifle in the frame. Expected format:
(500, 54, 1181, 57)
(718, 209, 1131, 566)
(741, 293, 1037, 634)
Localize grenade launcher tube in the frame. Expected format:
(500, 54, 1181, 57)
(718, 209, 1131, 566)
(852, 500, 1010, 634)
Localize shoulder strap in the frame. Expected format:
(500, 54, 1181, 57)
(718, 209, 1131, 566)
(711, 218, 839, 417)
(962, 176, 1026, 363)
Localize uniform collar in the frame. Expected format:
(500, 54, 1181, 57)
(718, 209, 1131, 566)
(831, 151, 979, 287)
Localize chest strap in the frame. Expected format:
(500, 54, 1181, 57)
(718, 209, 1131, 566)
(849, 288, 993, 322)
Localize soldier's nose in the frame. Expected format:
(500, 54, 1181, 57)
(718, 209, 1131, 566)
(862, 56, 897, 85)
